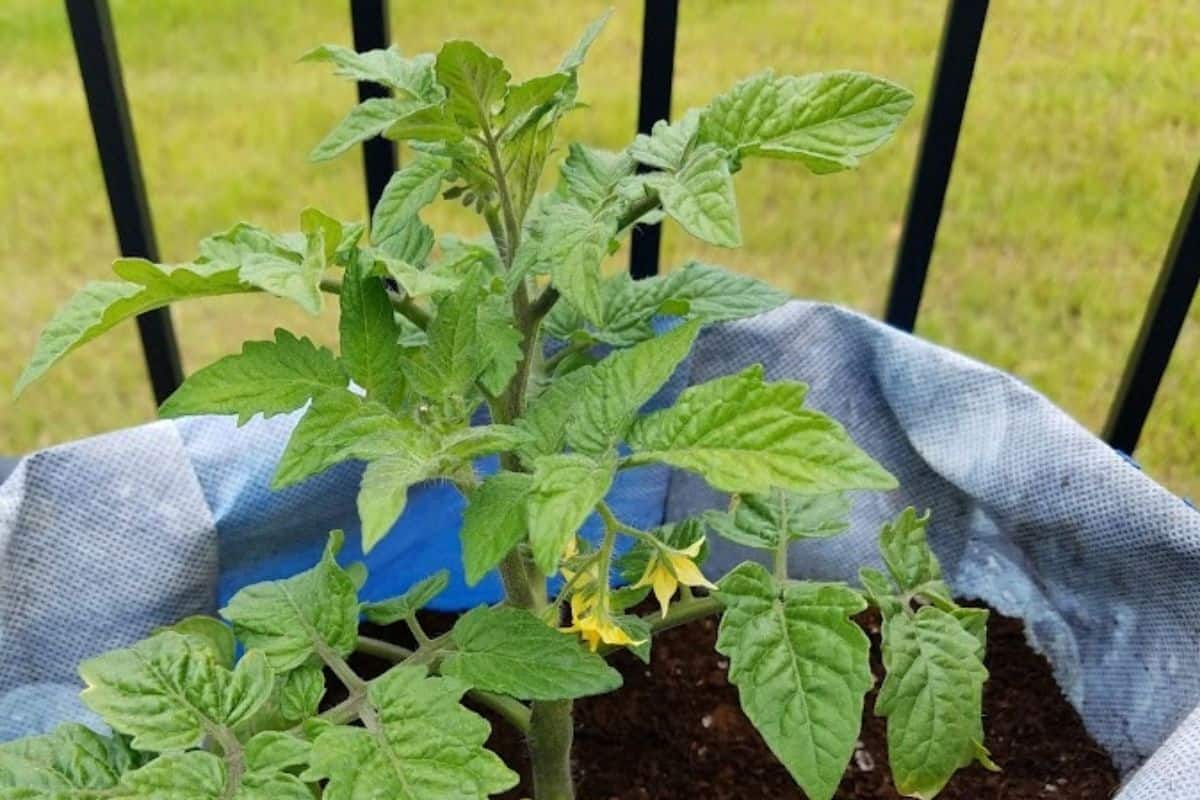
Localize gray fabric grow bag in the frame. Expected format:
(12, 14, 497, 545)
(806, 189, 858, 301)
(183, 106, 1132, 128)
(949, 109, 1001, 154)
(1, 300, 1196, 797)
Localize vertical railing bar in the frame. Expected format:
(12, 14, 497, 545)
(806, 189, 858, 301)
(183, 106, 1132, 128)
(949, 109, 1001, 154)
(350, 0, 396, 214)
(1103, 162, 1200, 453)
(65, 0, 183, 404)
(884, 0, 989, 332)
(629, 0, 680, 280)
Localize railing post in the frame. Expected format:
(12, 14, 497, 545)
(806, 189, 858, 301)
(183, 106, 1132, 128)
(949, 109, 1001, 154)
(65, 0, 183, 404)
(1103, 162, 1200, 453)
(885, 0, 989, 332)
(629, 0, 680, 280)
(349, 0, 396, 214)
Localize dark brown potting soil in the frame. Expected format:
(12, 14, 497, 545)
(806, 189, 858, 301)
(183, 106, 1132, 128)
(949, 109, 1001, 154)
(344, 603, 1119, 799)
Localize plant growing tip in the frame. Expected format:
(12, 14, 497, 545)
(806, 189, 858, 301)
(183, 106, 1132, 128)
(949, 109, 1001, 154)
(7, 10, 987, 800)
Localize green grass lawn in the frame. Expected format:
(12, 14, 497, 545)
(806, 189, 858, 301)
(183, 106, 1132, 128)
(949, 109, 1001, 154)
(1, 0, 1196, 499)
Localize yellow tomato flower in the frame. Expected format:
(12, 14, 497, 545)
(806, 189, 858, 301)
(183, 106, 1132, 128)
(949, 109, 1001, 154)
(634, 537, 717, 617)
(563, 609, 642, 651)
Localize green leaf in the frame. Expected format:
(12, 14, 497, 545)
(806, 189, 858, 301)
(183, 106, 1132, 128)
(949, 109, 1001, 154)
(435, 40, 510, 130)
(352, 421, 522, 552)
(475, 292, 524, 395)
(699, 70, 914, 173)
(357, 450, 434, 551)
(303, 665, 517, 799)
(441, 424, 529, 460)
(441, 607, 622, 700)
(311, 97, 428, 162)
(501, 113, 556, 225)
(15, 260, 248, 396)
(514, 202, 614, 325)
(654, 261, 790, 324)
(857, 566, 905, 619)
(371, 155, 451, 260)
(544, 262, 789, 347)
(565, 320, 700, 455)
(498, 72, 569, 137)
(0, 723, 137, 796)
(556, 143, 636, 213)
(79, 634, 272, 752)
(650, 143, 741, 247)
(197, 216, 342, 315)
(201, 217, 335, 314)
(418, 274, 484, 399)
(244, 730, 312, 774)
(629, 110, 700, 170)
(116, 747, 313, 800)
(300, 206, 365, 262)
(154, 615, 237, 669)
(558, 8, 612, 73)
(555, 8, 612, 107)
(273, 391, 421, 489)
(706, 490, 850, 550)
(277, 660, 326, 723)
(459, 472, 533, 585)
(626, 365, 898, 495)
(302, 45, 439, 101)
(159, 329, 347, 424)
(362, 569, 450, 624)
(383, 105, 464, 143)
(515, 366, 595, 461)
(876, 606, 993, 799)
(716, 562, 871, 800)
(339, 255, 404, 406)
(879, 507, 942, 593)
(526, 453, 616, 575)
(373, 251, 458, 295)
(221, 531, 359, 672)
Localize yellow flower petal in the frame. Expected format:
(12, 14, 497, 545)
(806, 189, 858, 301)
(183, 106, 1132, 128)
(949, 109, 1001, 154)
(668, 553, 717, 590)
(631, 551, 660, 591)
(651, 565, 677, 618)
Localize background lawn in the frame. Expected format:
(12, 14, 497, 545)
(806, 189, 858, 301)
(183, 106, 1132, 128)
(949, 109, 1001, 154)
(1, 0, 1197, 499)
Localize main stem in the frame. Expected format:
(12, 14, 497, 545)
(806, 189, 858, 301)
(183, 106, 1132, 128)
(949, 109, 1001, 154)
(481, 126, 576, 800)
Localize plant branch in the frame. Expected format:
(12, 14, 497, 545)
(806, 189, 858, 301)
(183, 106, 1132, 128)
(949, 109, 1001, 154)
(481, 129, 522, 259)
(407, 616, 433, 647)
(355, 633, 532, 734)
(356, 635, 412, 662)
(529, 285, 559, 320)
(542, 339, 592, 373)
(616, 192, 661, 235)
(774, 493, 790, 581)
(468, 689, 533, 734)
(313, 694, 362, 727)
(318, 642, 367, 695)
(319, 277, 430, 330)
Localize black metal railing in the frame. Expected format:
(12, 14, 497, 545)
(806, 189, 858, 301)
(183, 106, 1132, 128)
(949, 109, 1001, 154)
(60, 0, 1198, 456)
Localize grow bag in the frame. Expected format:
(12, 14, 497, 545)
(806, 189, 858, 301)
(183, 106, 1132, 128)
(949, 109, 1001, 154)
(1, 300, 1196, 798)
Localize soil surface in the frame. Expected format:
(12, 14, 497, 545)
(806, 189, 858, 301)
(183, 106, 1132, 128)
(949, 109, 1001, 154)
(343, 603, 1118, 799)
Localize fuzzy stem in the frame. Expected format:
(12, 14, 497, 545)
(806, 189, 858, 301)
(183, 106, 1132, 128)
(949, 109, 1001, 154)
(528, 700, 575, 800)
(773, 492, 791, 582)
